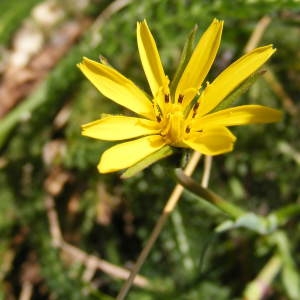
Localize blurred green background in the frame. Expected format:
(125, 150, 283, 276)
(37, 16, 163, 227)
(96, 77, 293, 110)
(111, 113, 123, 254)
(0, 0, 300, 299)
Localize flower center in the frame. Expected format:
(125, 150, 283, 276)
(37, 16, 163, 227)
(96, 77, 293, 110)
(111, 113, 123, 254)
(160, 103, 186, 146)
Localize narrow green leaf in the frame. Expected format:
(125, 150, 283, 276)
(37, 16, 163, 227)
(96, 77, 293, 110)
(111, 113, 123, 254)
(170, 25, 198, 98)
(269, 203, 300, 226)
(175, 169, 244, 219)
(212, 70, 265, 112)
(272, 232, 300, 299)
(216, 212, 278, 234)
(121, 145, 174, 178)
(282, 263, 300, 300)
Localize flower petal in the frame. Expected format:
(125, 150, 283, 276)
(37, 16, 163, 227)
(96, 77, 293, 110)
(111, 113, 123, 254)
(77, 57, 154, 119)
(192, 105, 282, 130)
(98, 135, 165, 173)
(82, 115, 160, 141)
(175, 19, 223, 107)
(197, 45, 276, 116)
(137, 20, 169, 97)
(184, 127, 236, 155)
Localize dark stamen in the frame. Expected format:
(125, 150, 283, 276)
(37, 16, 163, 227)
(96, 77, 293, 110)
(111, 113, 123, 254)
(156, 115, 162, 122)
(164, 94, 170, 103)
(192, 102, 200, 118)
(185, 127, 190, 133)
(193, 102, 199, 111)
(178, 94, 184, 104)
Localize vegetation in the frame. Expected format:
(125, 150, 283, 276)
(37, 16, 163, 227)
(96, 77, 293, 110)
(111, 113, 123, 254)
(0, 0, 300, 299)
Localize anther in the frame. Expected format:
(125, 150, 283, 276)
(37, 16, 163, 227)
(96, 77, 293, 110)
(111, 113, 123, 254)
(185, 126, 191, 133)
(178, 94, 184, 104)
(192, 102, 199, 118)
(164, 94, 170, 103)
(193, 102, 199, 111)
(156, 115, 162, 122)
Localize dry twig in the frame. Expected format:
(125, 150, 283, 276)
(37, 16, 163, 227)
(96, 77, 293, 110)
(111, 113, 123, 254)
(116, 152, 202, 299)
(44, 193, 150, 288)
(244, 15, 297, 115)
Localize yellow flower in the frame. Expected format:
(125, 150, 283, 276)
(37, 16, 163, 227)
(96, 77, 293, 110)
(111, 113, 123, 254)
(78, 19, 281, 174)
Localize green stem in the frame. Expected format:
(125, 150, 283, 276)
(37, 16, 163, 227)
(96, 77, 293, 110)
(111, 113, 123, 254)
(243, 255, 282, 300)
(175, 169, 245, 219)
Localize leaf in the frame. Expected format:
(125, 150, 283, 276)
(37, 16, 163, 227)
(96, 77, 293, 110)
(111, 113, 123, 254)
(212, 70, 265, 113)
(215, 212, 278, 234)
(270, 203, 300, 226)
(121, 145, 174, 178)
(169, 25, 198, 97)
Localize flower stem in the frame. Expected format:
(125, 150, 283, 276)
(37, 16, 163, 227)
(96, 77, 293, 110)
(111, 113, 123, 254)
(201, 155, 212, 188)
(116, 151, 202, 300)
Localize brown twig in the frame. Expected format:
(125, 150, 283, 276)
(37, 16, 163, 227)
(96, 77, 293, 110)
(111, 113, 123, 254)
(244, 16, 271, 53)
(89, 0, 133, 47)
(201, 155, 212, 188)
(61, 242, 149, 287)
(19, 281, 33, 300)
(44, 196, 63, 247)
(264, 68, 298, 116)
(44, 194, 150, 288)
(244, 15, 297, 116)
(0, 20, 90, 117)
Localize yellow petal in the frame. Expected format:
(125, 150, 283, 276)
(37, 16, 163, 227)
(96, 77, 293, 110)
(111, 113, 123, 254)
(77, 57, 154, 119)
(82, 115, 160, 141)
(137, 20, 169, 97)
(184, 127, 236, 155)
(98, 135, 165, 173)
(175, 19, 223, 107)
(197, 45, 276, 116)
(192, 105, 282, 130)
